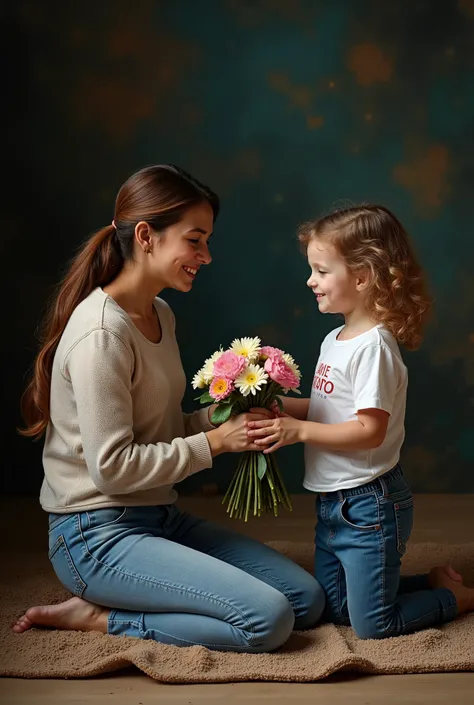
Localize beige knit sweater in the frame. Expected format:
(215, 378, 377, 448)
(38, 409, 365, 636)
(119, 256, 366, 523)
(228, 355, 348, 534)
(40, 288, 214, 513)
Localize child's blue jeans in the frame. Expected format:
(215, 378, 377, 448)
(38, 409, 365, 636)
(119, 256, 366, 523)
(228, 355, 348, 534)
(314, 464, 457, 639)
(48, 504, 325, 652)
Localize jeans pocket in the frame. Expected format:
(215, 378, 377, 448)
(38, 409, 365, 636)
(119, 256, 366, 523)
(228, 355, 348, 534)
(83, 507, 128, 530)
(393, 497, 414, 556)
(339, 493, 380, 531)
(48, 535, 87, 597)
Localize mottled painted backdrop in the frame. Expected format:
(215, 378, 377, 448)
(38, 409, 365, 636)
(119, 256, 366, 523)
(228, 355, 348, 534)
(3, 0, 473, 496)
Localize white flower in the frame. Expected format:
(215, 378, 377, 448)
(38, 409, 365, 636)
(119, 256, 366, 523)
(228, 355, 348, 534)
(234, 364, 268, 396)
(201, 348, 225, 383)
(282, 352, 302, 380)
(192, 370, 207, 389)
(230, 336, 261, 363)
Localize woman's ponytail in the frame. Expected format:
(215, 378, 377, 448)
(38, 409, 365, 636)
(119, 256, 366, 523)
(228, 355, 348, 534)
(20, 225, 123, 438)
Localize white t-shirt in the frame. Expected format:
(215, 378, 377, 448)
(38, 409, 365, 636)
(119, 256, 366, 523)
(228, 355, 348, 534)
(303, 324, 407, 492)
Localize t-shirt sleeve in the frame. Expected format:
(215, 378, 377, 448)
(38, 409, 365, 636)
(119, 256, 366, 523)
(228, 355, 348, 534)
(351, 343, 401, 415)
(63, 328, 212, 496)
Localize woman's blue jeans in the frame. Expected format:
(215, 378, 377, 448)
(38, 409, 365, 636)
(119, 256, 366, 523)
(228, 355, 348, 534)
(48, 504, 325, 652)
(315, 465, 457, 639)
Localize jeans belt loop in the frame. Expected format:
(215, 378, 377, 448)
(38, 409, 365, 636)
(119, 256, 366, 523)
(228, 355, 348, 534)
(378, 473, 388, 497)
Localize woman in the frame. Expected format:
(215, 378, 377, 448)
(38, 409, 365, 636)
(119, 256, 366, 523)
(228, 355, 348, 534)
(13, 164, 324, 652)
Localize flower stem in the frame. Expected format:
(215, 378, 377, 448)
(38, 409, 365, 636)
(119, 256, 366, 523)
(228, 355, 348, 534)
(222, 434, 292, 520)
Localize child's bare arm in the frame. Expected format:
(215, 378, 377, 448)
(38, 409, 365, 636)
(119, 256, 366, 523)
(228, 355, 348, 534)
(247, 408, 389, 454)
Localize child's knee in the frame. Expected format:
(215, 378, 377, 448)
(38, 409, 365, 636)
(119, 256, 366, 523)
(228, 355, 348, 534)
(351, 616, 387, 640)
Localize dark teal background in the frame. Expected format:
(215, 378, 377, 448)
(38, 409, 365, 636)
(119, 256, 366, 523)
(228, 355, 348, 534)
(3, 0, 473, 495)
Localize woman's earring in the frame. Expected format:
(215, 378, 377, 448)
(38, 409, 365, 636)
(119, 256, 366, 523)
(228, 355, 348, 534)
(144, 247, 152, 255)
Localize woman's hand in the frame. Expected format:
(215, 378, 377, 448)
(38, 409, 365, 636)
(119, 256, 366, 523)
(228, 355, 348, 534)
(205, 408, 274, 456)
(246, 415, 304, 453)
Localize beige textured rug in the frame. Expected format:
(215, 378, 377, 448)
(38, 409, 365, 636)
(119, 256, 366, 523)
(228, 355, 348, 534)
(1, 542, 473, 682)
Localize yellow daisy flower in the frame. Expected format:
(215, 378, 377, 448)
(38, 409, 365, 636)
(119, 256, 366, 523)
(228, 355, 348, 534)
(234, 364, 268, 396)
(230, 336, 261, 363)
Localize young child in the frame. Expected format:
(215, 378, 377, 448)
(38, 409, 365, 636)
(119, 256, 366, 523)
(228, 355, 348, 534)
(248, 204, 474, 639)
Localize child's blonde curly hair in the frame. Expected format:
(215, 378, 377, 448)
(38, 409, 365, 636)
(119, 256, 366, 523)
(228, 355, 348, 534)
(297, 205, 433, 350)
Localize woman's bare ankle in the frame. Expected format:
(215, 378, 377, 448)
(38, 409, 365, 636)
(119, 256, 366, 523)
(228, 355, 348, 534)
(429, 566, 474, 615)
(13, 596, 109, 634)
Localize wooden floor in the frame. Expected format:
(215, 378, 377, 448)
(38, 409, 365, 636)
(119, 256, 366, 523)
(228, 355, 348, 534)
(1, 494, 473, 704)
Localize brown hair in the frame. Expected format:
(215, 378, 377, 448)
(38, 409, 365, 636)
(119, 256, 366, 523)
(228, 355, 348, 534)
(21, 164, 219, 438)
(297, 205, 432, 350)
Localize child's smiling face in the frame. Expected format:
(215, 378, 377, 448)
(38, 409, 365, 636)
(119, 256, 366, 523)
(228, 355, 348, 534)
(306, 237, 364, 316)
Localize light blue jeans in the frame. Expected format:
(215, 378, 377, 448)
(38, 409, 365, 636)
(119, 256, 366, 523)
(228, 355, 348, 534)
(48, 504, 325, 652)
(315, 464, 457, 639)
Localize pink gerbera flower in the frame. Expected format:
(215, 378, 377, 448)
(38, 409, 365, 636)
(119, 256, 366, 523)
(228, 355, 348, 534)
(209, 376, 234, 401)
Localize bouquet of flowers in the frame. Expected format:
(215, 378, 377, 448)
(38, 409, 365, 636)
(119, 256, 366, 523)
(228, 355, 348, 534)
(192, 337, 301, 521)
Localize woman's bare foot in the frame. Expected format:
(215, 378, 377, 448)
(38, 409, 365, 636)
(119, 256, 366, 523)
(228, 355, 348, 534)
(429, 565, 474, 614)
(429, 564, 464, 587)
(12, 596, 109, 634)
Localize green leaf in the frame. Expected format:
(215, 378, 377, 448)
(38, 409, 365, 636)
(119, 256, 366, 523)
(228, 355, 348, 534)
(211, 403, 234, 425)
(257, 452, 268, 480)
(194, 390, 213, 404)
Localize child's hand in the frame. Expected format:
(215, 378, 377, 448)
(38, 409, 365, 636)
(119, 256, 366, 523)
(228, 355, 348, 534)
(246, 414, 303, 453)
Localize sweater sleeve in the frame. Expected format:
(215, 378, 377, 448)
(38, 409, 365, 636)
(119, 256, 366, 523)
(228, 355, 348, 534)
(183, 407, 216, 436)
(64, 329, 213, 496)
